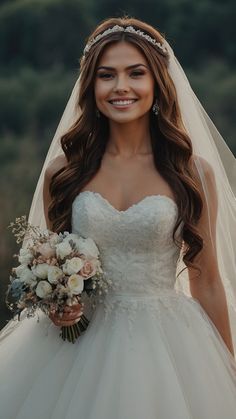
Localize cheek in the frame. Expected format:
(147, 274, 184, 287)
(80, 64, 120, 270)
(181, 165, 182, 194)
(94, 81, 110, 101)
(134, 80, 154, 100)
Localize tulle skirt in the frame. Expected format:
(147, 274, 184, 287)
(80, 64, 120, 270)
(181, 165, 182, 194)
(0, 289, 236, 419)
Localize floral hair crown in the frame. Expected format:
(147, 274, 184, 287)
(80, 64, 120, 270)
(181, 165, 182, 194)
(83, 25, 168, 56)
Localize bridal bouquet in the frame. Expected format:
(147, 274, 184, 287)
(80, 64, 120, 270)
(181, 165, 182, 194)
(6, 215, 112, 343)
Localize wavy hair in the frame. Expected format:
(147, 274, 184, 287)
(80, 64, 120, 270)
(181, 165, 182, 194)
(48, 16, 204, 278)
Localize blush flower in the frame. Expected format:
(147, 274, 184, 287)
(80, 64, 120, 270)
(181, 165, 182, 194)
(36, 242, 56, 258)
(80, 259, 97, 279)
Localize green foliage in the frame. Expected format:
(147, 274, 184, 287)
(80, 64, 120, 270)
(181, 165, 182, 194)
(0, 67, 77, 136)
(1, 0, 235, 70)
(0, 0, 91, 71)
(187, 59, 236, 152)
(86, 0, 236, 67)
(0, 134, 43, 326)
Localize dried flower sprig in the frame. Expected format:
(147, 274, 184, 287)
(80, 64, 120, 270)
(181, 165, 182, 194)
(8, 215, 50, 244)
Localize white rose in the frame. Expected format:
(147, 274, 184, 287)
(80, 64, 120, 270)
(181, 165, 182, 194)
(76, 237, 99, 258)
(17, 266, 37, 285)
(47, 266, 64, 284)
(49, 233, 60, 246)
(67, 274, 84, 295)
(35, 281, 52, 298)
(62, 257, 84, 275)
(13, 264, 27, 277)
(64, 233, 81, 251)
(31, 263, 49, 279)
(18, 248, 33, 265)
(55, 241, 72, 259)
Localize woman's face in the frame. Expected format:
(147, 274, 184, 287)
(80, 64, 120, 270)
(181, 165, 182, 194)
(94, 41, 155, 124)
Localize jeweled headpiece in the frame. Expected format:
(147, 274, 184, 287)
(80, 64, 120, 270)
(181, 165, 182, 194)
(83, 25, 168, 56)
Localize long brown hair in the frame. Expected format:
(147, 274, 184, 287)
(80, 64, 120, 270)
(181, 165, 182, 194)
(48, 16, 203, 277)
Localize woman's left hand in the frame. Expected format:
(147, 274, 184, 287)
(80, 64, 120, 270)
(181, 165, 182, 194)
(49, 302, 84, 327)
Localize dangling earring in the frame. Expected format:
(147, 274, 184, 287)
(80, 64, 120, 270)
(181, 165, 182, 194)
(152, 98, 160, 116)
(96, 108, 101, 118)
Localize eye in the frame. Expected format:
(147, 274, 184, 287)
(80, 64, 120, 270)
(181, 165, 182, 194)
(97, 73, 113, 79)
(130, 70, 145, 77)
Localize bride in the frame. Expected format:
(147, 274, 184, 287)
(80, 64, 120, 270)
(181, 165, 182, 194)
(1, 16, 236, 419)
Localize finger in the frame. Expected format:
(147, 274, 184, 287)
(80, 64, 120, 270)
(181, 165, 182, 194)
(60, 313, 82, 321)
(49, 308, 83, 324)
(50, 310, 82, 322)
(63, 303, 83, 313)
(54, 317, 82, 327)
(63, 306, 71, 313)
(62, 308, 83, 320)
(50, 316, 81, 327)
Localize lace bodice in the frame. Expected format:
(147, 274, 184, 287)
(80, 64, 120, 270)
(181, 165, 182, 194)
(71, 191, 182, 296)
(70, 191, 191, 335)
(68, 190, 204, 338)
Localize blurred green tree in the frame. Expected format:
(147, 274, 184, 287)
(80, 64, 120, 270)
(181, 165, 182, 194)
(0, 0, 92, 70)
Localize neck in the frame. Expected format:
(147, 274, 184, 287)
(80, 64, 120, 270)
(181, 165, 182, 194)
(106, 116, 153, 158)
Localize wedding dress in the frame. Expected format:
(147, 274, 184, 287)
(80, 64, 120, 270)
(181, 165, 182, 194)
(1, 190, 236, 419)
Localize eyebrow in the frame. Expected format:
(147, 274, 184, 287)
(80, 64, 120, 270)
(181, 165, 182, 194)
(96, 63, 149, 71)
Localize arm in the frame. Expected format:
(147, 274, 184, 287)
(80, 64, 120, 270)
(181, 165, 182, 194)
(187, 157, 234, 357)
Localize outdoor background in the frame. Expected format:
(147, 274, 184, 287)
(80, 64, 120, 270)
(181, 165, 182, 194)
(0, 0, 235, 329)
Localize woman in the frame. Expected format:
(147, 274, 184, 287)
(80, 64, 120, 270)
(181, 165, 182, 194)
(1, 16, 236, 419)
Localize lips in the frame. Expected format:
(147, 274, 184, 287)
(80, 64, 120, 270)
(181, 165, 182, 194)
(109, 98, 137, 102)
(108, 99, 138, 107)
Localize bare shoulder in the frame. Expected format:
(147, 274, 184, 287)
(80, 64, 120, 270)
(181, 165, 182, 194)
(191, 154, 216, 190)
(191, 154, 218, 212)
(192, 154, 214, 176)
(44, 154, 68, 180)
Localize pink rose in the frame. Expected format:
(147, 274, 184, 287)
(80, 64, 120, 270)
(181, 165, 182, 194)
(37, 243, 56, 258)
(79, 260, 97, 279)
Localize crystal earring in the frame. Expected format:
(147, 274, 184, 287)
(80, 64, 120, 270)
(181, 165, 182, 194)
(96, 108, 101, 118)
(152, 98, 160, 116)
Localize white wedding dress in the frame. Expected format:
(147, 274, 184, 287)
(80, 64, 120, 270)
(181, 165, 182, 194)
(1, 190, 236, 419)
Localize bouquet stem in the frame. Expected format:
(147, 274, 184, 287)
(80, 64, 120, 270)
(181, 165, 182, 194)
(60, 314, 90, 343)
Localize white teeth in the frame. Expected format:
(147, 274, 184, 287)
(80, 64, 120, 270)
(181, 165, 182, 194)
(110, 100, 136, 106)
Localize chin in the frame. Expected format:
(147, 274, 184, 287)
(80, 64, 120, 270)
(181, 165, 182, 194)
(107, 112, 147, 124)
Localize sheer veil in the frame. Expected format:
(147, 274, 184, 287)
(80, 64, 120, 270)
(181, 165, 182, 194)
(20, 37, 236, 354)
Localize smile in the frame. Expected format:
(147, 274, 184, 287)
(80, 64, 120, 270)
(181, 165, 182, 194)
(108, 99, 138, 107)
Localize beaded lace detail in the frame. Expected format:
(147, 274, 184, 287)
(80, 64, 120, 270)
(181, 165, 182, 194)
(98, 291, 193, 335)
(71, 191, 187, 335)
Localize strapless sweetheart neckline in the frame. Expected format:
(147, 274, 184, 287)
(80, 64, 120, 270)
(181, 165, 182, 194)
(76, 190, 178, 214)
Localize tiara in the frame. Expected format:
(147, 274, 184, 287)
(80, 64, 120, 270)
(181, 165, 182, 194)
(83, 25, 168, 56)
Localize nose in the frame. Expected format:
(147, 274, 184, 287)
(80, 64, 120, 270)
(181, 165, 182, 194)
(113, 74, 130, 93)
